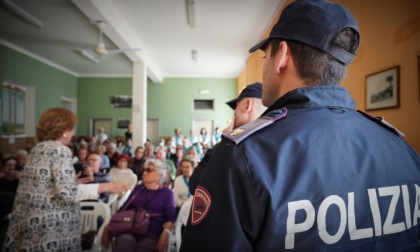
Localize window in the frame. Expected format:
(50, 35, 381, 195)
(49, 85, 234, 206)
(194, 99, 214, 110)
(2, 82, 26, 136)
(61, 96, 77, 113)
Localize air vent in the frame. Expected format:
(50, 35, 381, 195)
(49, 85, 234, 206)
(194, 99, 214, 110)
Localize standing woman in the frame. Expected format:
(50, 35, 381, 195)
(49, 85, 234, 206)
(4, 108, 131, 251)
(4, 108, 81, 251)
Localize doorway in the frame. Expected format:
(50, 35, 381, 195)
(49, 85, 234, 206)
(192, 119, 214, 142)
(147, 119, 159, 146)
(90, 118, 112, 139)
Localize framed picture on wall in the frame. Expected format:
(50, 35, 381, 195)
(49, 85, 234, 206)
(110, 95, 132, 108)
(365, 66, 400, 111)
(117, 118, 131, 129)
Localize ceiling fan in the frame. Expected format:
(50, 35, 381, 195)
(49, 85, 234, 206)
(78, 21, 140, 63)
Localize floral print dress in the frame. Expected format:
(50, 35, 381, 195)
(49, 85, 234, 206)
(4, 140, 81, 252)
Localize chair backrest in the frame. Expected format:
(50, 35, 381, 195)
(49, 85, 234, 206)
(107, 189, 133, 215)
(80, 200, 111, 251)
(109, 169, 138, 187)
(175, 198, 192, 252)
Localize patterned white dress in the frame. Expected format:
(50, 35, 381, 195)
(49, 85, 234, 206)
(4, 140, 81, 251)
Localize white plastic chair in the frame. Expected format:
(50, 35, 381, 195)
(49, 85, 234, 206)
(175, 198, 192, 252)
(108, 171, 138, 214)
(80, 200, 111, 252)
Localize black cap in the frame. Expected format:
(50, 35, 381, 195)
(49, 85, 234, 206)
(226, 82, 263, 110)
(249, 0, 359, 65)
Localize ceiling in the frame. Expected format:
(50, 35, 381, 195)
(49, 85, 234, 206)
(0, 0, 282, 82)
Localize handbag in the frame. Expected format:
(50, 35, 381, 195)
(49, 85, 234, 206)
(108, 186, 160, 237)
(108, 208, 150, 237)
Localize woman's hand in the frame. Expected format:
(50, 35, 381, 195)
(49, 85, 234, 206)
(156, 229, 170, 252)
(99, 182, 132, 194)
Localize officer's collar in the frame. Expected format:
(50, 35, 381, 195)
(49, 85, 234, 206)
(262, 85, 356, 116)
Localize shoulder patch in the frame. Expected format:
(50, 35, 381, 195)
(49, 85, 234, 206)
(191, 186, 212, 225)
(223, 108, 287, 144)
(357, 110, 405, 139)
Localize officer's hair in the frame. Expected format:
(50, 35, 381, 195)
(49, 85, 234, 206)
(269, 27, 359, 86)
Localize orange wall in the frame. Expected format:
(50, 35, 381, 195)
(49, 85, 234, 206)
(240, 0, 420, 152)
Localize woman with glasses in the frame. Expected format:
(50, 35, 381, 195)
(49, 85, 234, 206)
(102, 158, 176, 252)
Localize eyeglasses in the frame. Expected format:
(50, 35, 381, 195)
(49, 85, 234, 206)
(87, 159, 101, 162)
(143, 168, 157, 173)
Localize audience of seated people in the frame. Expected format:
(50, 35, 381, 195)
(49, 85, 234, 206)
(0, 126, 222, 248)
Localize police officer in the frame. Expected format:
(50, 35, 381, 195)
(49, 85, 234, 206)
(189, 82, 266, 195)
(181, 1, 420, 251)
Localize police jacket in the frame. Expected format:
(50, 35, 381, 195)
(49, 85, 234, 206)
(181, 85, 420, 251)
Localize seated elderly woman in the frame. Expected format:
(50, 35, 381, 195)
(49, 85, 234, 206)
(102, 158, 176, 252)
(173, 156, 194, 215)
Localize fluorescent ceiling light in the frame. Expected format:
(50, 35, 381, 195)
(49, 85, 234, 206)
(186, 0, 196, 28)
(2, 0, 44, 28)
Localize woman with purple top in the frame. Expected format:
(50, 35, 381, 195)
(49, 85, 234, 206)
(102, 158, 176, 252)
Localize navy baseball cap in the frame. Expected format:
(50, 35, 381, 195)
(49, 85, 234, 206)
(226, 82, 263, 110)
(249, 0, 359, 65)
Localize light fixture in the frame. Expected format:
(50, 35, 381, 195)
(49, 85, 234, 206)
(2, 0, 44, 28)
(199, 89, 209, 94)
(186, 0, 196, 28)
(191, 49, 198, 63)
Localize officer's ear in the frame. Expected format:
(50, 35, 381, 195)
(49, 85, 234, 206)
(245, 98, 253, 112)
(275, 41, 290, 74)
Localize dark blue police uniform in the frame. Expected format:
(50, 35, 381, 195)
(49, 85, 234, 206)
(181, 85, 420, 251)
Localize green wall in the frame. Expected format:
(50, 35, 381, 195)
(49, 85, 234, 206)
(0, 44, 78, 135)
(148, 78, 236, 137)
(77, 77, 236, 138)
(1, 44, 237, 140)
(77, 77, 132, 137)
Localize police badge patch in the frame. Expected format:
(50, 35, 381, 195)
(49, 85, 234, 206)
(191, 186, 212, 225)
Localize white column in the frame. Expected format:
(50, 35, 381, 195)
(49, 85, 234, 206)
(132, 61, 147, 150)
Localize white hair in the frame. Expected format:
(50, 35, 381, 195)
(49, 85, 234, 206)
(144, 158, 168, 185)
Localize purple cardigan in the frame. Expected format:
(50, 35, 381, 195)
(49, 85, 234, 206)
(119, 184, 176, 239)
